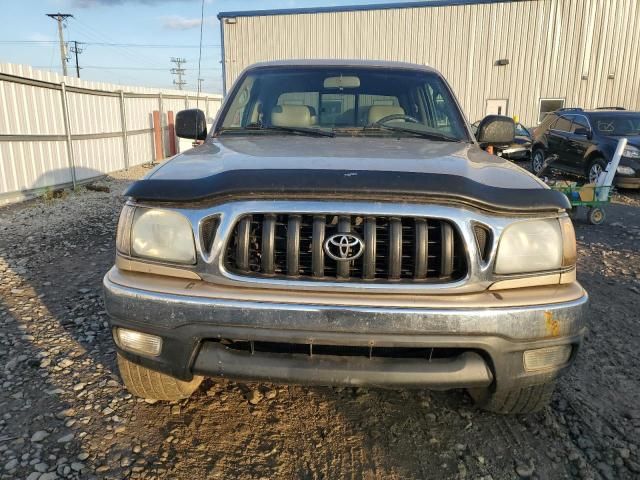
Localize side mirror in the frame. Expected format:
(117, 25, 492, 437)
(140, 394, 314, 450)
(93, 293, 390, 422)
(475, 115, 515, 147)
(574, 127, 592, 139)
(175, 109, 207, 140)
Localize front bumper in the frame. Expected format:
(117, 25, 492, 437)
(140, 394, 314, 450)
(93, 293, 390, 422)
(614, 175, 640, 189)
(104, 268, 588, 391)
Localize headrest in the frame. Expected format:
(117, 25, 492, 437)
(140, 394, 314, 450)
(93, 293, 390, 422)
(368, 105, 405, 124)
(271, 105, 314, 127)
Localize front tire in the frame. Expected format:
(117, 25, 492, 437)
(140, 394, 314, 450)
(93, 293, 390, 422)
(531, 149, 545, 175)
(469, 381, 556, 414)
(587, 157, 607, 184)
(117, 354, 203, 401)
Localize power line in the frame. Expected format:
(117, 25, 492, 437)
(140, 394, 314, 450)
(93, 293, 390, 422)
(46, 13, 73, 76)
(0, 40, 221, 48)
(32, 65, 221, 71)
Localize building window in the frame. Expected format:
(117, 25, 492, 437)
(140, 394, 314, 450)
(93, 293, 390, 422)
(539, 98, 565, 123)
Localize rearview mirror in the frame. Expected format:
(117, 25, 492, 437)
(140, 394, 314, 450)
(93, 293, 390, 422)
(323, 76, 360, 89)
(574, 127, 592, 139)
(175, 109, 207, 140)
(475, 115, 515, 146)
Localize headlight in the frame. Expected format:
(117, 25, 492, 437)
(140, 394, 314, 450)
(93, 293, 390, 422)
(495, 218, 575, 275)
(117, 207, 196, 264)
(622, 145, 640, 158)
(617, 165, 636, 175)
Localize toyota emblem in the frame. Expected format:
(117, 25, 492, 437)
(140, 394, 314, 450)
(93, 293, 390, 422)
(324, 233, 365, 262)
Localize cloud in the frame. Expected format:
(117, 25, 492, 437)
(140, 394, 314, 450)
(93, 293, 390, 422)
(28, 33, 55, 42)
(73, 0, 199, 7)
(161, 15, 216, 30)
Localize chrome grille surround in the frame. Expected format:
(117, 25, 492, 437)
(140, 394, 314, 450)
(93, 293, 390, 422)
(124, 199, 566, 294)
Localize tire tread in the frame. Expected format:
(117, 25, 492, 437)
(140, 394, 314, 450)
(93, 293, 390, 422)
(471, 381, 555, 414)
(117, 354, 202, 401)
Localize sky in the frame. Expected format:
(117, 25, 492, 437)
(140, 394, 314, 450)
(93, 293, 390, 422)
(0, 0, 406, 93)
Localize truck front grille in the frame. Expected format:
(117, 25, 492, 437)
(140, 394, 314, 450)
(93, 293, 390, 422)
(224, 214, 467, 283)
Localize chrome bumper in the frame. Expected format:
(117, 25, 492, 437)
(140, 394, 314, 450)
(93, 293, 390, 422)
(103, 269, 588, 389)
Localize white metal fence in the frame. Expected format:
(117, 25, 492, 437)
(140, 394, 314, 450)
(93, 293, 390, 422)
(0, 63, 223, 205)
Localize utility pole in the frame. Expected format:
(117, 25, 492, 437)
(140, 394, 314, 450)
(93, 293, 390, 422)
(46, 13, 73, 76)
(69, 41, 84, 78)
(170, 57, 187, 90)
(197, 77, 204, 93)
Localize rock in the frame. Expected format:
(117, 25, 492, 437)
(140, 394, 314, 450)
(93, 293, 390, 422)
(57, 359, 73, 369)
(515, 462, 535, 478)
(39, 473, 58, 480)
(619, 448, 631, 459)
(4, 458, 18, 470)
(171, 405, 181, 415)
(597, 462, 615, 480)
(70, 462, 84, 472)
(265, 389, 277, 400)
(72, 382, 86, 392)
(26, 473, 42, 480)
(247, 389, 264, 405)
(31, 431, 49, 442)
(77, 453, 89, 461)
(56, 433, 74, 443)
(35, 462, 49, 472)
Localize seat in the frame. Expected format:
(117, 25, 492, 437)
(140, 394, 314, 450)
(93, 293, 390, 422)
(367, 105, 406, 124)
(271, 105, 315, 127)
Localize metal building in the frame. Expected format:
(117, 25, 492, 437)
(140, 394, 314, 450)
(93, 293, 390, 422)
(218, 0, 640, 127)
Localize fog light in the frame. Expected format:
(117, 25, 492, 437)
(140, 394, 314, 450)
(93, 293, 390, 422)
(523, 345, 572, 371)
(114, 328, 162, 357)
(617, 165, 635, 176)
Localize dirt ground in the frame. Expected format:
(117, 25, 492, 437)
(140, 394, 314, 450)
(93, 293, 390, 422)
(1, 164, 639, 480)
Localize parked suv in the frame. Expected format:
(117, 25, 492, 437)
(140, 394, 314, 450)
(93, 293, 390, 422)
(104, 60, 587, 414)
(531, 108, 640, 188)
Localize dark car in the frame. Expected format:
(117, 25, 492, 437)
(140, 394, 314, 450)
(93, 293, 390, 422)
(530, 108, 640, 188)
(471, 119, 532, 160)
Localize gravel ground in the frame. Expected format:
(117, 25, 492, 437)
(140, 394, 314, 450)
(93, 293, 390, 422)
(1, 165, 639, 480)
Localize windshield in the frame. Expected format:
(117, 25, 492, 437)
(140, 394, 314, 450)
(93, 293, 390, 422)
(591, 114, 640, 136)
(217, 66, 470, 141)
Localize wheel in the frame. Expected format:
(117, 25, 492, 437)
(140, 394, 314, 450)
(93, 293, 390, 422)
(469, 381, 556, 414)
(531, 149, 545, 175)
(117, 353, 203, 401)
(587, 157, 607, 184)
(587, 207, 605, 225)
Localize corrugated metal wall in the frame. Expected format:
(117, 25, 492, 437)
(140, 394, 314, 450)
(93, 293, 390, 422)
(0, 63, 223, 205)
(220, 0, 640, 126)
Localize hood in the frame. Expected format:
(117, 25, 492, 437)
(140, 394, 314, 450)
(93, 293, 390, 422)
(126, 136, 570, 213)
(147, 136, 543, 188)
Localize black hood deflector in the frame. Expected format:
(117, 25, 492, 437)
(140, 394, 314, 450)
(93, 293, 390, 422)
(125, 169, 570, 212)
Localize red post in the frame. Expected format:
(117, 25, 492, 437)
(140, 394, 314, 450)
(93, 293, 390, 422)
(168, 111, 177, 156)
(153, 110, 163, 161)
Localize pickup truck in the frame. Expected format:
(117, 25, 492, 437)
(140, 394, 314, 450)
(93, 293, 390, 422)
(103, 60, 588, 414)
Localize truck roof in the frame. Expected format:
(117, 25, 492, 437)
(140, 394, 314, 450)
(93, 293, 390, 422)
(244, 59, 436, 73)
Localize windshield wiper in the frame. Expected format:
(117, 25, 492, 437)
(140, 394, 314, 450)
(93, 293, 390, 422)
(367, 123, 464, 143)
(221, 124, 335, 138)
